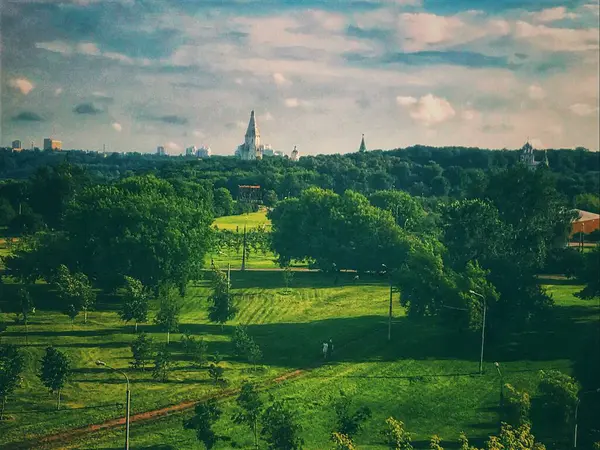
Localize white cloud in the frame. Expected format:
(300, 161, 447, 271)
(8, 77, 35, 95)
(529, 7, 577, 23)
(76, 42, 100, 55)
(399, 94, 456, 126)
(260, 112, 274, 121)
(569, 103, 598, 116)
(112, 122, 122, 132)
(528, 84, 546, 100)
(396, 96, 417, 106)
(165, 141, 181, 152)
(35, 40, 73, 54)
(461, 109, 479, 121)
(54, 87, 63, 96)
(193, 129, 205, 138)
(273, 72, 291, 86)
(514, 21, 599, 51)
(285, 98, 300, 108)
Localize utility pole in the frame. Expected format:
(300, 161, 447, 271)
(470, 290, 487, 375)
(241, 224, 247, 271)
(96, 360, 130, 449)
(574, 388, 600, 448)
(388, 281, 393, 341)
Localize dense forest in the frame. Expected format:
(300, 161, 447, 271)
(0, 146, 598, 208)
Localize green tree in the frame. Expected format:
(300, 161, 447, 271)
(261, 399, 304, 450)
(39, 347, 70, 410)
(233, 381, 263, 449)
(180, 331, 208, 367)
(207, 269, 236, 326)
(208, 362, 225, 385)
(535, 370, 579, 431)
(54, 264, 96, 324)
(381, 416, 413, 450)
(152, 344, 173, 382)
(430, 435, 444, 450)
(331, 432, 357, 450)
(263, 190, 278, 207)
(486, 423, 546, 450)
(213, 187, 234, 217)
(281, 265, 294, 293)
(0, 198, 16, 227)
(183, 399, 222, 449)
(154, 285, 181, 344)
(0, 344, 25, 420)
(130, 332, 154, 370)
(576, 245, 600, 299)
(503, 384, 531, 426)
(369, 190, 426, 231)
(333, 390, 372, 439)
(119, 276, 150, 332)
(574, 193, 600, 213)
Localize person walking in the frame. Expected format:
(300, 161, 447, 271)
(328, 338, 334, 359)
(322, 341, 329, 360)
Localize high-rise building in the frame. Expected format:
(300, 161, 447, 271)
(185, 145, 197, 156)
(12, 140, 22, 152)
(43, 138, 62, 151)
(157, 146, 166, 156)
(197, 145, 211, 158)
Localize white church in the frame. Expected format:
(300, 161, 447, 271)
(234, 110, 297, 160)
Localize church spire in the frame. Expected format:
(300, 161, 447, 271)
(245, 110, 260, 139)
(359, 133, 367, 152)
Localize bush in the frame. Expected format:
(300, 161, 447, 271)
(534, 370, 579, 432)
(502, 383, 530, 426)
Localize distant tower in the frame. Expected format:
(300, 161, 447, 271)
(236, 110, 268, 160)
(519, 140, 542, 170)
(290, 145, 299, 161)
(358, 134, 367, 152)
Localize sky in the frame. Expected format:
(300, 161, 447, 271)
(1, 0, 599, 155)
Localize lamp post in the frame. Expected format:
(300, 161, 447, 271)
(494, 362, 504, 408)
(96, 360, 130, 450)
(469, 290, 486, 375)
(382, 264, 393, 342)
(574, 388, 600, 448)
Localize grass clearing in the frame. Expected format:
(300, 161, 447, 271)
(1, 276, 595, 449)
(212, 210, 270, 231)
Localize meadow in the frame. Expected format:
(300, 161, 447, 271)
(0, 271, 596, 449)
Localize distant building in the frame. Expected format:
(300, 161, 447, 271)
(197, 146, 211, 158)
(290, 145, 299, 161)
(235, 110, 273, 160)
(358, 134, 367, 152)
(185, 145, 197, 157)
(157, 146, 166, 156)
(571, 209, 600, 236)
(43, 138, 62, 151)
(520, 141, 548, 170)
(12, 140, 22, 152)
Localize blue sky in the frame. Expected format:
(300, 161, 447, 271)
(1, 0, 598, 155)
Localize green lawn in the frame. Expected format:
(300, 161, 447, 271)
(212, 210, 271, 231)
(2, 277, 596, 450)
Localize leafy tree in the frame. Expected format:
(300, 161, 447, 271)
(130, 332, 154, 370)
(535, 370, 579, 430)
(0, 198, 16, 227)
(39, 347, 70, 410)
(576, 245, 600, 299)
(331, 432, 356, 450)
(263, 190, 278, 207)
(485, 423, 546, 450)
(154, 284, 182, 344)
(17, 288, 34, 343)
(119, 276, 149, 332)
(247, 341, 263, 371)
(281, 265, 294, 293)
(213, 187, 234, 217)
(207, 269, 236, 326)
(261, 399, 304, 450)
(0, 344, 25, 420)
(0, 309, 7, 344)
(430, 435, 444, 450)
(232, 325, 262, 369)
(183, 399, 222, 450)
(574, 193, 600, 213)
(54, 264, 95, 324)
(369, 190, 426, 231)
(333, 390, 372, 438)
(233, 381, 263, 449)
(381, 416, 413, 450)
(208, 362, 225, 385)
(503, 384, 531, 426)
(64, 304, 79, 329)
(152, 344, 173, 382)
(180, 331, 208, 367)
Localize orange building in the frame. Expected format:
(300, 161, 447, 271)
(571, 209, 600, 236)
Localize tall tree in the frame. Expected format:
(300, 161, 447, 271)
(154, 284, 181, 344)
(152, 344, 173, 382)
(119, 276, 149, 332)
(39, 347, 70, 410)
(130, 332, 154, 371)
(261, 399, 304, 450)
(54, 264, 96, 324)
(576, 245, 600, 299)
(0, 344, 25, 420)
(184, 399, 222, 449)
(17, 288, 34, 343)
(213, 187, 234, 217)
(332, 390, 372, 439)
(233, 381, 264, 449)
(207, 269, 236, 326)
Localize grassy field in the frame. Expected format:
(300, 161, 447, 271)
(1, 274, 596, 449)
(212, 210, 271, 231)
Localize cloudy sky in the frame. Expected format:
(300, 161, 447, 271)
(1, 0, 598, 155)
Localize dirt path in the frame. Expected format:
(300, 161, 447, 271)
(2, 369, 306, 450)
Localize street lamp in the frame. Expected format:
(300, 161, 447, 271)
(494, 362, 504, 408)
(382, 264, 393, 342)
(469, 290, 487, 375)
(574, 388, 600, 448)
(96, 360, 131, 450)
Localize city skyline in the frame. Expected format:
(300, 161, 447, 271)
(1, 0, 599, 155)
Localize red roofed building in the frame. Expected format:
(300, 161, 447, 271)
(571, 209, 600, 236)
